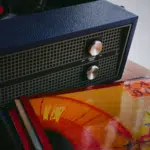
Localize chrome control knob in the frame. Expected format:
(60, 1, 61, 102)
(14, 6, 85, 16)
(89, 40, 102, 56)
(86, 65, 99, 80)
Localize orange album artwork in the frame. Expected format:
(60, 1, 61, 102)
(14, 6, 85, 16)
(28, 77, 150, 150)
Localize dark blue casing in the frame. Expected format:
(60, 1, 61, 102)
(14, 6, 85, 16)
(0, 0, 137, 55)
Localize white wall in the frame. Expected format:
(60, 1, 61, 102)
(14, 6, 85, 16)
(108, 0, 150, 69)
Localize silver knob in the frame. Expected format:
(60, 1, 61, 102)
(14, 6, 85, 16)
(86, 65, 99, 80)
(89, 40, 103, 56)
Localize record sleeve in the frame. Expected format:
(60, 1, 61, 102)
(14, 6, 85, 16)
(9, 108, 31, 150)
(21, 77, 150, 150)
(19, 97, 53, 150)
(15, 99, 43, 150)
(0, 109, 21, 150)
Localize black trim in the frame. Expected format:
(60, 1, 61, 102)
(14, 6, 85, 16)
(118, 17, 138, 79)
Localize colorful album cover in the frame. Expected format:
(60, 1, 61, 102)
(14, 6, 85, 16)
(24, 77, 150, 150)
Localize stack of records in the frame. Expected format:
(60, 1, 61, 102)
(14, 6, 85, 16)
(0, 106, 31, 150)
(1, 77, 150, 150)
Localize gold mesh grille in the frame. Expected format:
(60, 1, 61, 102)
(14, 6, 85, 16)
(0, 55, 118, 106)
(0, 28, 122, 82)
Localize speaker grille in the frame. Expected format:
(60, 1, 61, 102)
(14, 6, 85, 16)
(0, 55, 118, 106)
(0, 27, 122, 83)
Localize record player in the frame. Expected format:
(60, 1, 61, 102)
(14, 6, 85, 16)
(0, 0, 138, 107)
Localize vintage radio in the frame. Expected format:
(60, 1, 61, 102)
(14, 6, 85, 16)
(0, 0, 138, 107)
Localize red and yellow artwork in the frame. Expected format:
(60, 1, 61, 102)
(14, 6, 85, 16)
(29, 77, 150, 150)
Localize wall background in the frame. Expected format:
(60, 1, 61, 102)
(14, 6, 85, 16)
(108, 0, 150, 69)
